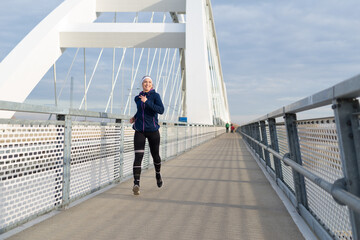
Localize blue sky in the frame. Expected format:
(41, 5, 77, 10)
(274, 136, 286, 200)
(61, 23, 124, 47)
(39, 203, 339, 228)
(1, 0, 360, 124)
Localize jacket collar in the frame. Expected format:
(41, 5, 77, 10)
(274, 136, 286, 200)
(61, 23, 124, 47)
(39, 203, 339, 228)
(140, 89, 155, 95)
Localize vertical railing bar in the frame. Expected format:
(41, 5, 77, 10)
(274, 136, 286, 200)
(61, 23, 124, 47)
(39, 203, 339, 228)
(58, 114, 71, 208)
(284, 113, 308, 209)
(332, 98, 360, 240)
(254, 122, 264, 160)
(260, 121, 271, 167)
(118, 119, 124, 181)
(268, 118, 283, 180)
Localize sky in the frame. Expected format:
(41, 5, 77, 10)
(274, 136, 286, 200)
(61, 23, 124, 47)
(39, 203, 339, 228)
(1, 0, 360, 124)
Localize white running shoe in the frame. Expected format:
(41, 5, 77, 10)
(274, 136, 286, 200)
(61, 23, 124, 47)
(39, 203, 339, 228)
(133, 185, 140, 195)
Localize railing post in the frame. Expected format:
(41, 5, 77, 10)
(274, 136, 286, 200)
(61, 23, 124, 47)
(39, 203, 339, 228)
(162, 123, 167, 160)
(251, 123, 256, 151)
(260, 121, 271, 167)
(332, 98, 360, 240)
(247, 125, 251, 145)
(119, 119, 124, 181)
(254, 122, 264, 160)
(57, 114, 71, 207)
(176, 124, 179, 155)
(245, 125, 250, 145)
(268, 118, 283, 180)
(189, 124, 192, 149)
(284, 113, 308, 209)
(249, 124, 253, 150)
(184, 124, 187, 150)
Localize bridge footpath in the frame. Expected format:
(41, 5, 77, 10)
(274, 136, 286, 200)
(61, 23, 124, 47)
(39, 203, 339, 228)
(7, 133, 304, 240)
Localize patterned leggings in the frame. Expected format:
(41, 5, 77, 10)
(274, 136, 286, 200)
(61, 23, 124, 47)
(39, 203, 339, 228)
(133, 130, 161, 186)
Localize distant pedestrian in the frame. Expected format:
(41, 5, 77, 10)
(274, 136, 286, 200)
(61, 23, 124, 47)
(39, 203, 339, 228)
(231, 124, 235, 133)
(129, 75, 165, 195)
(226, 122, 230, 133)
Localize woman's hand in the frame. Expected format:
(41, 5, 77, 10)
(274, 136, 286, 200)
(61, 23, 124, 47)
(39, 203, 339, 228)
(140, 95, 147, 103)
(130, 117, 135, 124)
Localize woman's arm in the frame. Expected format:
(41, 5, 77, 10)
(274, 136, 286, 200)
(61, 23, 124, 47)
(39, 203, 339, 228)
(145, 93, 164, 114)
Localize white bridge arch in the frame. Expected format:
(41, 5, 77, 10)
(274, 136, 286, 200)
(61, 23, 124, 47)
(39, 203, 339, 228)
(0, 0, 230, 125)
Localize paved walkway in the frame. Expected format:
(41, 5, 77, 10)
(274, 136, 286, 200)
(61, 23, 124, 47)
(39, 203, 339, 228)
(7, 133, 304, 240)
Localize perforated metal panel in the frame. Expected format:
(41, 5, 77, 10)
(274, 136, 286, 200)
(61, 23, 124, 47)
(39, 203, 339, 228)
(186, 126, 191, 149)
(165, 126, 177, 159)
(178, 126, 186, 152)
(265, 125, 275, 171)
(0, 121, 64, 232)
(69, 122, 121, 200)
(123, 125, 135, 178)
(276, 124, 295, 193)
(194, 126, 200, 146)
(297, 119, 352, 239)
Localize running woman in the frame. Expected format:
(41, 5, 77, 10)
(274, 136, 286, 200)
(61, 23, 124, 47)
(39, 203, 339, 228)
(129, 76, 165, 195)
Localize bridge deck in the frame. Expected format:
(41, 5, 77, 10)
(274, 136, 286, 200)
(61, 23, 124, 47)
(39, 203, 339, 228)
(7, 133, 304, 240)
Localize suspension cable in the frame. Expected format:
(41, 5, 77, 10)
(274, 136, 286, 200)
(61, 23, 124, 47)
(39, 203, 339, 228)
(79, 48, 104, 109)
(57, 48, 80, 102)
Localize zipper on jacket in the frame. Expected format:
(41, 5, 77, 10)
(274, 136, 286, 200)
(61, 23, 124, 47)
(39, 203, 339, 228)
(142, 102, 145, 132)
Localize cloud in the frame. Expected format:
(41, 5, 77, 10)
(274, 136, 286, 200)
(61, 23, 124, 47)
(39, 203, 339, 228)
(0, 0, 63, 60)
(212, 0, 360, 122)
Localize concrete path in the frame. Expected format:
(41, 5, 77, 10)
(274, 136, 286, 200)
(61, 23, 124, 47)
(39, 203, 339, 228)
(7, 133, 304, 240)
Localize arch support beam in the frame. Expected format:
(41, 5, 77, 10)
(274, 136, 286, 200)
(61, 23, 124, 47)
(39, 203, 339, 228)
(60, 23, 185, 48)
(0, 0, 97, 118)
(96, 0, 186, 13)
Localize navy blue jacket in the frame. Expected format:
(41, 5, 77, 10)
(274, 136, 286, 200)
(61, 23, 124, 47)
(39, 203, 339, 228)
(132, 89, 164, 132)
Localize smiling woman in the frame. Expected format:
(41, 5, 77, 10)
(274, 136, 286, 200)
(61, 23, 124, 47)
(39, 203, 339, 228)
(129, 75, 165, 195)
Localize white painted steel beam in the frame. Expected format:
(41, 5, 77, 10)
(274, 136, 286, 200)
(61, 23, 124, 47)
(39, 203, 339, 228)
(96, 0, 186, 13)
(60, 23, 185, 48)
(0, 0, 97, 118)
(185, 0, 213, 124)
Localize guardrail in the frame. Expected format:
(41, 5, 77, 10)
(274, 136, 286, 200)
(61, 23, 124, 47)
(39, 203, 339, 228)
(0, 100, 225, 234)
(239, 74, 360, 240)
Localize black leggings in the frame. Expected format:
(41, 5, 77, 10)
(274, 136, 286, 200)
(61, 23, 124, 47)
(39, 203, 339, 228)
(133, 130, 161, 186)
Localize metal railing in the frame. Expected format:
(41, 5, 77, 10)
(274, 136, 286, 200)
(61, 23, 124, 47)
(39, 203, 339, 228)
(0, 100, 225, 234)
(240, 74, 360, 240)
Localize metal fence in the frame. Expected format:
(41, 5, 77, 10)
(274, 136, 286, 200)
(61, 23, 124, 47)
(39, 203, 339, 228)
(240, 74, 360, 240)
(0, 100, 225, 234)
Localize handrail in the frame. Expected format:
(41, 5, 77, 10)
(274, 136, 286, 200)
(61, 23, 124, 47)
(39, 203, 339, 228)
(0, 99, 216, 127)
(241, 131, 360, 214)
(246, 73, 360, 124)
(0, 100, 128, 120)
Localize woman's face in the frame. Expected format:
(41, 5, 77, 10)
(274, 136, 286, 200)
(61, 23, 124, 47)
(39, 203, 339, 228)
(142, 78, 153, 92)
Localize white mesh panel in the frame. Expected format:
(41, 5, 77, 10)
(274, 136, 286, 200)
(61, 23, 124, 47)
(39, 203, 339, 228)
(276, 124, 295, 192)
(266, 125, 275, 170)
(178, 126, 186, 152)
(0, 122, 64, 231)
(123, 125, 135, 178)
(298, 119, 352, 239)
(69, 123, 121, 200)
(166, 126, 177, 158)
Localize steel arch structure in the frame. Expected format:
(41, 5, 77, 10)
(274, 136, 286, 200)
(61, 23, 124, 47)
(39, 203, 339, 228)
(0, 0, 230, 125)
